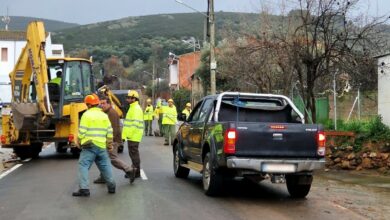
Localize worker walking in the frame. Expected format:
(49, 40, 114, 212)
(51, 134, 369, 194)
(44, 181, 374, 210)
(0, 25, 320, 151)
(153, 105, 161, 136)
(182, 102, 192, 120)
(122, 90, 144, 179)
(144, 98, 154, 136)
(93, 96, 136, 184)
(73, 94, 115, 197)
(162, 99, 177, 146)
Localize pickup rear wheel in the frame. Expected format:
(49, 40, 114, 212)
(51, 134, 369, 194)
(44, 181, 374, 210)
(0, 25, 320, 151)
(173, 146, 190, 178)
(286, 175, 312, 198)
(203, 152, 223, 196)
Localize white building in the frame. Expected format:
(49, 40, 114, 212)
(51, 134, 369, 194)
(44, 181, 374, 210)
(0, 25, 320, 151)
(0, 31, 64, 105)
(376, 53, 390, 126)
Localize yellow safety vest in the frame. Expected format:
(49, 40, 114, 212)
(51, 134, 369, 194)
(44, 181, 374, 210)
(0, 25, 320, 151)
(78, 107, 113, 149)
(162, 105, 177, 125)
(122, 101, 144, 142)
(182, 108, 191, 120)
(50, 77, 61, 86)
(143, 104, 154, 121)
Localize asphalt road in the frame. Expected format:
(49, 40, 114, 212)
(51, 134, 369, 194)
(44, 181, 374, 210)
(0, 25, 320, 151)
(0, 136, 388, 220)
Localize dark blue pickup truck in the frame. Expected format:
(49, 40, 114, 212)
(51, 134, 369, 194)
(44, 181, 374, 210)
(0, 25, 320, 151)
(173, 92, 325, 197)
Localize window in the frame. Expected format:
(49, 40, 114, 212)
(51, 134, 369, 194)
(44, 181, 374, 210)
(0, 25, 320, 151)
(81, 62, 92, 95)
(64, 61, 83, 100)
(1, 48, 8, 62)
(198, 99, 214, 122)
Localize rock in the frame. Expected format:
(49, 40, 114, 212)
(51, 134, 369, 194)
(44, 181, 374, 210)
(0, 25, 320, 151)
(361, 158, 372, 169)
(349, 159, 357, 166)
(341, 160, 350, 169)
(334, 158, 341, 163)
(324, 168, 330, 172)
(381, 153, 389, 160)
(362, 153, 368, 158)
(369, 152, 377, 158)
(356, 166, 363, 171)
(346, 146, 354, 151)
(378, 167, 388, 173)
(347, 153, 356, 160)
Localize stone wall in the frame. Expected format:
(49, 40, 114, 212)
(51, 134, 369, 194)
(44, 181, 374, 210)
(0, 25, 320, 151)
(326, 138, 390, 173)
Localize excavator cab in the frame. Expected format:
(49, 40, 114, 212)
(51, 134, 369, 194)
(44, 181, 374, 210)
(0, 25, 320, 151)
(46, 58, 94, 119)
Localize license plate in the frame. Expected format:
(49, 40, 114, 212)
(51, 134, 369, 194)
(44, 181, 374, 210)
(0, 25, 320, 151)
(262, 163, 296, 173)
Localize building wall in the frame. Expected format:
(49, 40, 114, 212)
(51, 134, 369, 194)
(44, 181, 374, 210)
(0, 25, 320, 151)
(378, 55, 390, 126)
(178, 51, 201, 90)
(0, 34, 64, 104)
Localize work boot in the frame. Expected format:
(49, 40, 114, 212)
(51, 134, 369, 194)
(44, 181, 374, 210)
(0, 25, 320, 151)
(125, 169, 140, 179)
(72, 189, 90, 197)
(125, 170, 136, 184)
(108, 187, 116, 194)
(93, 176, 106, 184)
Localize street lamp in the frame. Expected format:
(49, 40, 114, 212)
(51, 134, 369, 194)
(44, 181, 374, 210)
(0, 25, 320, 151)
(175, 0, 216, 95)
(143, 70, 155, 102)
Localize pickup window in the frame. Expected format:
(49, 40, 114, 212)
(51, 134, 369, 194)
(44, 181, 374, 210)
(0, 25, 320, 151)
(218, 98, 298, 123)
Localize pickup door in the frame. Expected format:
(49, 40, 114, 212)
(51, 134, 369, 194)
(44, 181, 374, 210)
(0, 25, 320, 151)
(180, 98, 214, 162)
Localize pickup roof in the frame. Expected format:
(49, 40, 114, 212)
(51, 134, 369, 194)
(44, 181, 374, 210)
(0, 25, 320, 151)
(173, 92, 325, 197)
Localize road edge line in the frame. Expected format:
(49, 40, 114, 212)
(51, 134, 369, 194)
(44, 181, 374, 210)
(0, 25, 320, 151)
(0, 164, 23, 180)
(140, 169, 148, 180)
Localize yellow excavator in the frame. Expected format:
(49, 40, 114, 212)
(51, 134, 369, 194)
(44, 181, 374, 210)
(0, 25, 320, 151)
(0, 21, 123, 159)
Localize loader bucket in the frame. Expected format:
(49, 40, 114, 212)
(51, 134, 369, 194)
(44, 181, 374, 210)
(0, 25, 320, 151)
(11, 103, 39, 130)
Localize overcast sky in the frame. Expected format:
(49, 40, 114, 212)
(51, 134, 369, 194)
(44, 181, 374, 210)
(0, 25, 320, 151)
(1, 0, 389, 25)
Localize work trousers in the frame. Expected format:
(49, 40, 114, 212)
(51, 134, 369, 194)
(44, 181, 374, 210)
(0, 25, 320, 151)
(158, 113, 163, 136)
(163, 124, 176, 145)
(78, 144, 115, 191)
(127, 140, 141, 172)
(144, 120, 153, 136)
(109, 143, 131, 172)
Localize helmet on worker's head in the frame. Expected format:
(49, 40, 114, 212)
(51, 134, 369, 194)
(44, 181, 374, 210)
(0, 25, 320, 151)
(84, 94, 100, 105)
(186, 102, 191, 107)
(127, 90, 139, 99)
(168, 99, 174, 103)
(147, 98, 152, 103)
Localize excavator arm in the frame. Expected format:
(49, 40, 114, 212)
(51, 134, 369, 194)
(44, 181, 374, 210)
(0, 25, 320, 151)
(10, 21, 53, 130)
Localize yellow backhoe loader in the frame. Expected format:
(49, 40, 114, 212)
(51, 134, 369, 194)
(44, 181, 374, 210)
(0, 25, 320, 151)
(0, 21, 123, 159)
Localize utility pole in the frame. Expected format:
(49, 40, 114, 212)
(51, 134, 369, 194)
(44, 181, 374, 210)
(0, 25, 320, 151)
(209, 0, 216, 95)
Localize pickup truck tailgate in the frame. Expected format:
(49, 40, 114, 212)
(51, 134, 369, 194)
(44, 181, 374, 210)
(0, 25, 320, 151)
(234, 123, 319, 157)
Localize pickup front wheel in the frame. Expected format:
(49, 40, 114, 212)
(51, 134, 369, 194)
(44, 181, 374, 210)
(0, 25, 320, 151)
(203, 152, 223, 196)
(173, 146, 190, 178)
(286, 175, 312, 198)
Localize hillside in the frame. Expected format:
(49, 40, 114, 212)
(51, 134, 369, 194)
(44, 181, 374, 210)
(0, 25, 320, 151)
(52, 12, 259, 62)
(0, 16, 79, 31)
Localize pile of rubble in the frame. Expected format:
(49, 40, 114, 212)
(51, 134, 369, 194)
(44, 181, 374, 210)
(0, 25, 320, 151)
(326, 142, 390, 173)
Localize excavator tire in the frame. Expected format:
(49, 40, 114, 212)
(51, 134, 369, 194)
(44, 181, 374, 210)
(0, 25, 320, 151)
(70, 147, 81, 158)
(13, 142, 43, 160)
(55, 142, 68, 153)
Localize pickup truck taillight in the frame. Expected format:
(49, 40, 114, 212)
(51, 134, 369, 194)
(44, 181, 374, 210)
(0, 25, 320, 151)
(317, 131, 326, 156)
(224, 129, 237, 154)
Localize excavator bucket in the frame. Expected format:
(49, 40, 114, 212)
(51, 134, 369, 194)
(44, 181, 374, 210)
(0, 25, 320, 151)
(11, 103, 39, 130)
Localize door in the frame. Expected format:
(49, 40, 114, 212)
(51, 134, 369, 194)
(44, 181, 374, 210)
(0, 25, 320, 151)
(188, 98, 214, 162)
(180, 100, 203, 160)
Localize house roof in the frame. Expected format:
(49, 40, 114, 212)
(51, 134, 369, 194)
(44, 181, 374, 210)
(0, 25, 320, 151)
(0, 31, 26, 41)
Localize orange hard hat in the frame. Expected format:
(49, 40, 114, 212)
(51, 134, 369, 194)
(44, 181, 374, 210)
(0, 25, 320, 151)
(84, 94, 100, 105)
